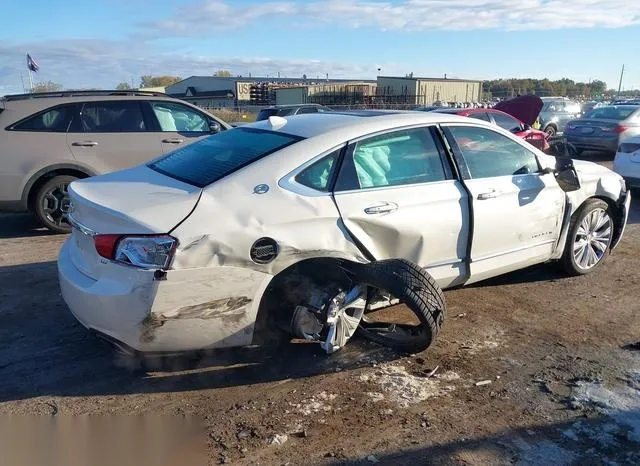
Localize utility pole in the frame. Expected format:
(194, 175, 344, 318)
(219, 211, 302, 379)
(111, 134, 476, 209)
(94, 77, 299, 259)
(617, 64, 625, 97)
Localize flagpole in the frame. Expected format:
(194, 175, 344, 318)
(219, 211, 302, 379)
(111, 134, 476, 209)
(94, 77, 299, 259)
(28, 68, 34, 92)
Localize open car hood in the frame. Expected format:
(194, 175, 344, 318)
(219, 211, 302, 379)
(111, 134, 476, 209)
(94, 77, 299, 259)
(494, 95, 544, 126)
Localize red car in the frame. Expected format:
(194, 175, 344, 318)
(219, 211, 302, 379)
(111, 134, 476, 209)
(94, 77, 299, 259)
(431, 96, 550, 152)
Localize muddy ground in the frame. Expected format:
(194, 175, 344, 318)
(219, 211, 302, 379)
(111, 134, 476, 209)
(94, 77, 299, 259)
(1, 154, 639, 465)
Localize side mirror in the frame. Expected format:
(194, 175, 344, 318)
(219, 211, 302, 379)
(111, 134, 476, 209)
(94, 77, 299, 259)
(209, 121, 221, 133)
(543, 155, 581, 192)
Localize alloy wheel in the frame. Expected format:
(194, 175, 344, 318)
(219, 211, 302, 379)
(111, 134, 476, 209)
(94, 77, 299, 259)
(41, 182, 72, 228)
(572, 208, 612, 270)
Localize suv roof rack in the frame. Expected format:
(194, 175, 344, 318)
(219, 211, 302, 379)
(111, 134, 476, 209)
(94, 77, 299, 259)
(1, 90, 169, 101)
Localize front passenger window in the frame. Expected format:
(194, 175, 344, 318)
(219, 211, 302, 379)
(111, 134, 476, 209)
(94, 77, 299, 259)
(448, 126, 539, 178)
(151, 102, 209, 132)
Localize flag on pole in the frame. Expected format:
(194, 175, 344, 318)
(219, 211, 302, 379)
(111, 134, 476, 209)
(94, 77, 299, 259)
(26, 54, 39, 72)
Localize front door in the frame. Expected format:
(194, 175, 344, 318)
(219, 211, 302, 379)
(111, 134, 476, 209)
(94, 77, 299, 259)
(443, 124, 565, 283)
(332, 126, 470, 288)
(67, 100, 162, 174)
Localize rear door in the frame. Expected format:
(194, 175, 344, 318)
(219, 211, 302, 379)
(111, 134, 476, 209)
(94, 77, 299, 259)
(67, 100, 162, 174)
(442, 124, 565, 283)
(332, 126, 470, 288)
(146, 101, 215, 154)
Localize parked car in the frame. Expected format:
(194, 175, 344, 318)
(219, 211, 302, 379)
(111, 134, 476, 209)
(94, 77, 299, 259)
(564, 105, 640, 155)
(0, 90, 230, 233)
(58, 111, 630, 357)
(613, 135, 640, 188)
(431, 97, 550, 152)
(256, 104, 331, 121)
(539, 97, 583, 136)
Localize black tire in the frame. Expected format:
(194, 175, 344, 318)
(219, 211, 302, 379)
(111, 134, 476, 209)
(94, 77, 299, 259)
(561, 198, 613, 276)
(34, 175, 77, 234)
(544, 125, 557, 137)
(349, 259, 445, 353)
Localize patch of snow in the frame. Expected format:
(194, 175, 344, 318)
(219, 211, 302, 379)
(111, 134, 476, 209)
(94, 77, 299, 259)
(512, 438, 575, 465)
(570, 371, 640, 443)
(360, 365, 458, 408)
(291, 391, 337, 416)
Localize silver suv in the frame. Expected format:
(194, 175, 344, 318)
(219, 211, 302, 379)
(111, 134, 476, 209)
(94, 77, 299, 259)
(0, 90, 230, 232)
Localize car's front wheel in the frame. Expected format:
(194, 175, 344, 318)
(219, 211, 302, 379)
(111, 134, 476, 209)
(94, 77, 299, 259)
(34, 175, 77, 234)
(561, 198, 614, 275)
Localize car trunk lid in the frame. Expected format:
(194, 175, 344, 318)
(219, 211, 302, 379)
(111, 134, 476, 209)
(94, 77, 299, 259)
(566, 119, 623, 137)
(67, 165, 201, 279)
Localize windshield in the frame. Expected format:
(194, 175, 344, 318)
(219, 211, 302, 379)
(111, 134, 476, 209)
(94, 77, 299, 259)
(585, 106, 639, 120)
(148, 128, 302, 187)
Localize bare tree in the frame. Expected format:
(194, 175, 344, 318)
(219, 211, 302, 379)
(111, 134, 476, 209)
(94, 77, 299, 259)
(31, 81, 63, 93)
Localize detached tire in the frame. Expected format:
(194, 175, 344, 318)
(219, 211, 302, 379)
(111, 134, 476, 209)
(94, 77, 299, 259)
(34, 175, 77, 234)
(350, 259, 445, 353)
(561, 198, 614, 276)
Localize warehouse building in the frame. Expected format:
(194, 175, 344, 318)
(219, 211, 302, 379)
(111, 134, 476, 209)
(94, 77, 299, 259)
(275, 82, 378, 105)
(166, 76, 374, 108)
(376, 76, 483, 105)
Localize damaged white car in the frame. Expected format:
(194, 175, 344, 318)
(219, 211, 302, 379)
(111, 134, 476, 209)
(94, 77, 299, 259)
(58, 111, 631, 356)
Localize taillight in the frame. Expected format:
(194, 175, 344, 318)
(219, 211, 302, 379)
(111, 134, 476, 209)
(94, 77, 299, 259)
(93, 235, 177, 269)
(94, 234, 122, 259)
(603, 125, 628, 134)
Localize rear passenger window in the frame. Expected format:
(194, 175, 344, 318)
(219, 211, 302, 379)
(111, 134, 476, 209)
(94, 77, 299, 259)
(335, 127, 449, 191)
(295, 149, 341, 191)
(80, 101, 146, 132)
(297, 107, 318, 114)
(12, 105, 75, 132)
(468, 112, 491, 122)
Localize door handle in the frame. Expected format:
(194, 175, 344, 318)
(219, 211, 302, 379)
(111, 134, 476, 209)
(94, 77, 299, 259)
(72, 141, 98, 147)
(477, 190, 498, 200)
(364, 202, 398, 215)
(162, 138, 184, 144)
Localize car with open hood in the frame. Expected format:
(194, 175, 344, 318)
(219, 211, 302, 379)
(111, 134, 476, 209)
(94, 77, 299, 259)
(431, 95, 550, 152)
(57, 111, 631, 357)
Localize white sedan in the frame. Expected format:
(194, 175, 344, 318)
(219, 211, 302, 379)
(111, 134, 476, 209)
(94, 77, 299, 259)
(58, 111, 631, 356)
(613, 135, 640, 189)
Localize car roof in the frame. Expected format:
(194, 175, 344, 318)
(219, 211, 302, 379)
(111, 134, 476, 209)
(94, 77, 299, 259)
(242, 110, 489, 139)
(262, 104, 325, 109)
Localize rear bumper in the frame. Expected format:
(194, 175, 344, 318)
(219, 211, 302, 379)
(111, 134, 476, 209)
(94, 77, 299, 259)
(613, 154, 640, 187)
(565, 135, 618, 153)
(58, 240, 272, 353)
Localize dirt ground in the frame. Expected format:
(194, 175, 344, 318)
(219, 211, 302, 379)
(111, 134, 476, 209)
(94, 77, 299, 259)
(1, 154, 639, 465)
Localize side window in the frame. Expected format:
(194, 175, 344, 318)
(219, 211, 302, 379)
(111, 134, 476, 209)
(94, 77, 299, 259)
(295, 148, 341, 192)
(12, 105, 76, 132)
(336, 127, 448, 191)
(150, 102, 209, 132)
(468, 112, 491, 122)
(80, 101, 146, 132)
(492, 112, 523, 132)
(447, 126, 539, 179)
(297, 107, 318, 115)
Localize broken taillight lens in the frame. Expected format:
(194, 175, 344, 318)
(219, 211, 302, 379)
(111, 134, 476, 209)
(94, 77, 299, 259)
(94, 234, 122, 260)
(94, 235, 177, 269)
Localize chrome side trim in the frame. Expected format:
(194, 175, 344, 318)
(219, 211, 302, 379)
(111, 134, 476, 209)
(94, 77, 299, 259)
(67, 214, 97, 237)
(473, 239, 556, 263)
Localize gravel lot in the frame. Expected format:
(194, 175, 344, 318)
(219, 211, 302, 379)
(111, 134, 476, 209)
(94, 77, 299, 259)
(1, 155, 639, 465)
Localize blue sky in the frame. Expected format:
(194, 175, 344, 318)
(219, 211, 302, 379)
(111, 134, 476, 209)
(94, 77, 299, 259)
(1, 0, 639, 95)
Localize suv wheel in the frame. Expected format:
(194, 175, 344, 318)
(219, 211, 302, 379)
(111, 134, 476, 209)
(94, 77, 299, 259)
(34, 175, 77, 233)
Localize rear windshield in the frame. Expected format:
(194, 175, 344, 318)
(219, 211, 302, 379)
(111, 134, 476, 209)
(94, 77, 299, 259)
(148, 128, 302, 187)
(586, 106, 639, 120)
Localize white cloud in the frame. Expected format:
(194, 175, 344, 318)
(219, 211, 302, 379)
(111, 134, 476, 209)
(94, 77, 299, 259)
(143, 0, 640, 35)
(0, 40, 376, 94)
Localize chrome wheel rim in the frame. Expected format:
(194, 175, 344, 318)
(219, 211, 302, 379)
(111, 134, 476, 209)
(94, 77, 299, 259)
(573, 208, 612, 270)
(42, 182, 72, 228)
